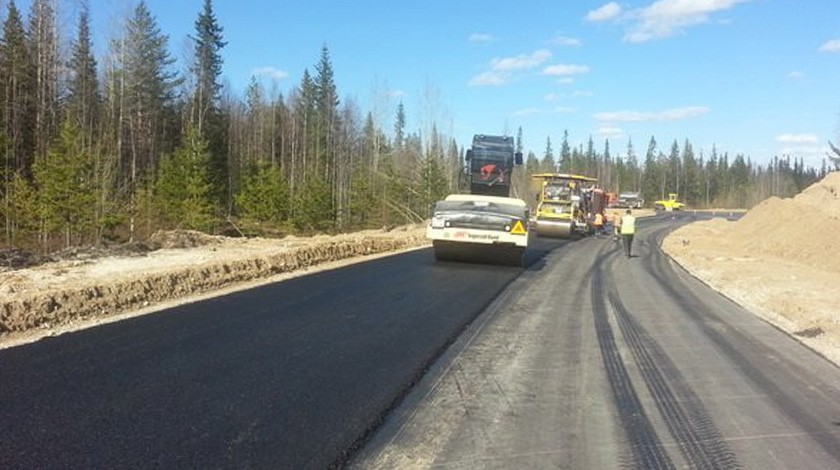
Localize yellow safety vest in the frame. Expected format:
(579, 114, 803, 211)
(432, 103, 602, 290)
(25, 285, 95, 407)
(620, 215, 636, 235)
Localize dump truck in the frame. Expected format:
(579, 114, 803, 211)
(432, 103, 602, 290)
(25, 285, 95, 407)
(654, 193, 685, 211)
(531, 173, 606, 238)
(426, 134, 528, 266)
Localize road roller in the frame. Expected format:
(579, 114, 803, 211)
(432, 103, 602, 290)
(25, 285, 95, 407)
(531, 173, 606, 238)
(426, 134, 529, 267)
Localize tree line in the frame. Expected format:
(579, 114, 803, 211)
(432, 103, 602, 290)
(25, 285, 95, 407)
(0, 0, 833, 254)
(520, 131, 833, 210)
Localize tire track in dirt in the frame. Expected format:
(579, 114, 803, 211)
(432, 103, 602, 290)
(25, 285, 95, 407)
(646, 225, 840, 464)
(590, 250, 675, 469)
(599, 248, 738, 470)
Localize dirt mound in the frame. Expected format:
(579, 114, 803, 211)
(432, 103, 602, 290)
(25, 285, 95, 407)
(795, 171, 840, 216)
(148, 230, 225, 249)
(662, 171, 840, 365)
(723, 171, 840, 273)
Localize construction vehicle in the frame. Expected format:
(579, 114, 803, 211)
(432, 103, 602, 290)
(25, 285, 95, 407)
(654, 193, 685, 211)
(616, 191, 644, 209)
(426, 134, 528, 266)
(530, 173, 606, 238)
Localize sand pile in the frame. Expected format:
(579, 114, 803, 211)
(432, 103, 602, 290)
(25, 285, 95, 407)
(662, 171, 840, 364)
(724, 171, 840, 272)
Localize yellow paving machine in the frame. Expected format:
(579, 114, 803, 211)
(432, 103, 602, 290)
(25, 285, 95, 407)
(530, 173, 607, 238)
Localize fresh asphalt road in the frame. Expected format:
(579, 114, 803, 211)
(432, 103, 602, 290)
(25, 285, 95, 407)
(0, 233, 564, 469)
(352, 213, 840, 469)
(5, 214, 840, 469)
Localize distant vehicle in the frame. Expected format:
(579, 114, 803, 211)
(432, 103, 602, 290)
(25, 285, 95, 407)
(654, 193, 685, 211)
(616, 191, 644, 209)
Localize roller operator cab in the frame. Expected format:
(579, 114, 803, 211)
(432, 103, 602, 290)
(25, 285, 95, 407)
(427, 134, 529, 267)
(464, 134, 523, 197)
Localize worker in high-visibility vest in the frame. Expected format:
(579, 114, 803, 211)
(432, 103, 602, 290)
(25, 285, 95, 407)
(593, 212, 605, 236)
(620, 209, 636, 258)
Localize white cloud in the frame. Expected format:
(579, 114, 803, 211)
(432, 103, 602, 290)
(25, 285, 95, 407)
(572, 90, 594, 98)
(587, 2, 622, 22)
(253, 67, 290, 81)
(469, 70, 509, 86)
(469, 33, 493, 43)
(819, 39, 840, 52)
(387, 89, 405, 98)
(598, 126, 625, 139)
(544, 92, 562, 101)
(595, 106, 710, 122)
(470, 49, 552, 86)
(549, 35, 582, 47)
(514, 107, 541, 116)
(625, 0, 749, 43)
(775, 133, 818, 144)
(490, 49, 552, 71)
(787, 71, 804, 79)
(542, 64, 590, 76)
(554, 106, 577, 113)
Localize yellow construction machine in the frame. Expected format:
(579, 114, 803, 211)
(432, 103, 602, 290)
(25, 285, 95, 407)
(653, 193, 685, 211)
(530, 173, 606, 238)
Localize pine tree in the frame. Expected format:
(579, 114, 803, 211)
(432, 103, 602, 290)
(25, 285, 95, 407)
(292, 174, 333, 232)
(1, 0, 36, 243)
(120, 0, 182, 183)
(236, 162, 289, 225)
(559, 130, 571, 172)
(314, 45, 339, 179)
(393, 101, 405, 151)
(33, 121, 96, 248)
(5, 171, 37, 246)
(154, 126, 214, 231)
(190, 0, 228, 206)
(641, 136, 660, 203)
(541, 136, 555, 172)
(67, 5, 100, 149)
(1, 0, 34, 176)
(27, 0, 60, 160)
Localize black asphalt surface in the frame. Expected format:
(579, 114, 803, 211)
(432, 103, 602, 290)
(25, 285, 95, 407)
(351, 212, 840, 469)
(7, 212, 840, 469)
(0, 242, 562, 469)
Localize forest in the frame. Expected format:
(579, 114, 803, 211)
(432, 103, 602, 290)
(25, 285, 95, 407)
(1, 0, 837, 253)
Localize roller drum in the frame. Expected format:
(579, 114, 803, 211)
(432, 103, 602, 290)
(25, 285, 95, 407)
(535, 219, 574, 238)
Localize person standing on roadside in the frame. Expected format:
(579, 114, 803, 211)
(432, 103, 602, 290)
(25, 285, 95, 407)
(621, 209, 636, 257)
(593, 212, 605, 236)
(612, 211, 622, 242)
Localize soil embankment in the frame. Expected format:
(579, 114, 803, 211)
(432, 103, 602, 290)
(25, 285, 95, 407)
(1, 225, 428, 347)
(662, 171, 840, 365)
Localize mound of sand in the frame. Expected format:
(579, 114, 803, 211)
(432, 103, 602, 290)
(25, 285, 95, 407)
(723, 172, 840, 273)
(663, 171, 840, 364)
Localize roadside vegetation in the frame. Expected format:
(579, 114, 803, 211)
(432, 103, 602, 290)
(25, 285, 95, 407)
(0, 0, 836, 257)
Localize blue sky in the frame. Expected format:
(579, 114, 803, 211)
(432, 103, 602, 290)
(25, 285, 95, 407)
(39, 0, 840, 167)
